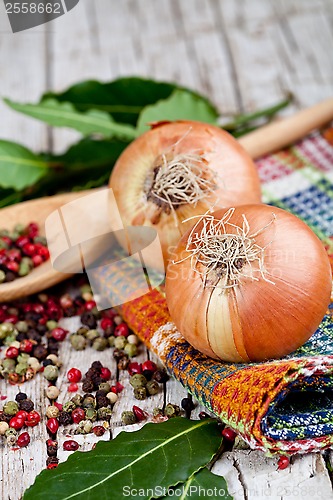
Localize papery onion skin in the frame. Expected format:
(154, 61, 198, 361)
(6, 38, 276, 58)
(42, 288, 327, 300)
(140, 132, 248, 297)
(166, 205, 332, 363)
(109, 121, 261, 266)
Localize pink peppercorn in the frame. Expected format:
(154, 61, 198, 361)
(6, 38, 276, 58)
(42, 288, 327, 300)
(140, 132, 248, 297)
(63, 440, 79, 451)
(17, 432, 30, 448)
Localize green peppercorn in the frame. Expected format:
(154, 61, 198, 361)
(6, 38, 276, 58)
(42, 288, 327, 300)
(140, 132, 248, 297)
(146, 380, 159, 396)
(153, 407, 164, 417)
(114, 336, 127, 350)
(17, 353, 30, 364)
(34, 236, 47, 245)
(82, 396, 96, 409)
(6, 435, 17, 446)
(70, 334, 87, 351)
(98, 382, 111, 393)
(97, 407, 112, 421)
(43, 365, 59, 381)
(5, 427, 18, 437)
(71, 394, 83, 407)
(124, 343, 137, 358)
(130, 374, 147, 389)
(14, 223, 25, 234)
(15, 321, 28, 333)
(3, 401, 19, 416)
(77, 327, 89, 336)
(4, 334, 18, 346)
(15, 363, 28, 376)
(85, 408, 97, 422)
(92, 337, 108, 351)
(75, 419, 93, 434)
(0, 323, 15, 335)
(18, 261, 32, 277)
(86, 329, 99, 342)
(63, 401, 76, 413)
(134, 387, 147, 400)
(1, 358, 16, 373)
(46, 320, 58, 331)
(164, 403, 180, 418)
(108, 336, 115, 347)
(0, 270, 5, 284)
(121, 411, 136, 425)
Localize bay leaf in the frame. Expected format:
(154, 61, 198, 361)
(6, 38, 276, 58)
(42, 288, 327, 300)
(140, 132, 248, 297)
(4, 98, 137, 140)
(24, 418, 221, 500)
(0, 140, 48, 191)
(136, 90, 219, 134)
(161, 467, 232, 499)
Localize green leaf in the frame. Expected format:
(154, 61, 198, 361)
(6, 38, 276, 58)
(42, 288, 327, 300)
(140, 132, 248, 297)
(161, 467, 232, 499)
(0, 140, 48, 191)
(24, 418, 222, 500)
(4, 98, 137, 140)
(42, 77, 219, 126)
(137, 90, 219, 134)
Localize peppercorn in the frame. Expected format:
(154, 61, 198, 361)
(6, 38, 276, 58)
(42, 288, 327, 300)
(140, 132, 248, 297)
(82, 396, 96, 409)
(15, 392, 27, 402)
(108, 336, 115, 347)
(46, 457, 59, 467)
(91, 361, 103, 370)
(58, 411, 72, 426)
(152, 369, 169, 383)
(92, 337, 108, 351)
(6, 434, 17, 446)
(95, 389, 107, 399)
(124, 343, 137, 358)
(75, 419, 93, 434)
(86, 329, 99, 342)
(121, 411, 136, 425)
(82, 379, 94, 393)
(132, 406, 147, 422)
(45, 386, 60, 400)
(70, 334, 87, 351)
(114, 336, 127, 350)
(81, 312, 97, 329)
(28, 357, 41, 372)
(133, 387, 147, 400)
(71, 407, 85, 424)
(25, 367, 36, 381)
(97, 407, 112, 420)
(1, 358, 16, 373)
(181, 397, 195, 416)
(46, 438, 58, 456)
(19, 399, 34, 412)
(221, 427, 237, 442)
(46, 320, 58, 331)
(5, 427, 18, 437)
(164, 403, 180, 418)
(117, 357, 129, 370)
(96, 396, 109, 409)
(3, 401, 19, 416)
(106, 392, 118, 405)
(113, 348, 125, 361)
(17, 432, 30, 448)
(63, 401, 76, 413)
(27, 330, 41, 343)
(46, 354, 61, 366)
(92, 425, 106, 437)
(277, 456, 290, 470)
(26, 410, 41, 427)
(33, 344, 48, 360)
(199, 411, 211, 420)
(43, 365, 59, 381)
(46, 406, 60, 419)
(98, 382, 111, 393)
(63, 440, 79, 451)
(85, 408, 97, 421)
(0, 421, 9, 435)
(43, 359, 53, 367)
(146, 380, 159, 396)
(71, 394, 83, 407)
(67, 367, 82, 383)
(127, 334, 139, 345)
(130, 374, 147, 389)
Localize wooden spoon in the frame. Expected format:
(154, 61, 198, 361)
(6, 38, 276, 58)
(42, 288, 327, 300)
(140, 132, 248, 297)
(1, 97, 333, 302)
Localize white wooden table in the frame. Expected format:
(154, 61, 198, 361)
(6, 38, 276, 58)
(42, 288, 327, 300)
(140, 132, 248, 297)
(0, 1, 333, 498)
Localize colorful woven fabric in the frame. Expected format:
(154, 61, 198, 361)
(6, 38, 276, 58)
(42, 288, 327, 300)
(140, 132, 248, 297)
(99, 130, 333, 455)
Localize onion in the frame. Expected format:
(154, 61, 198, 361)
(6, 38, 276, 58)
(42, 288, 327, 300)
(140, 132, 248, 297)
(165, 205, 332, 362)
(109, 121, 261, 266)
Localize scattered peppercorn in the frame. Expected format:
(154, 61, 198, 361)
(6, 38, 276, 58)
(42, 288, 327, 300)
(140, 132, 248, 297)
(63, 440, 79, 451)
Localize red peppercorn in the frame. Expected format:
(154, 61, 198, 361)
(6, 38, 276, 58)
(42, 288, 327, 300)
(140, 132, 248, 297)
(51, 327, 67, 342)
(16, 410, 28, 422)
(20, 339, 34, 354)
(67, 368, 82, 383)
(63, 440, 79, 451)
(1, 236, 12, 246)
(32, 255, 43, 267)
(17, 432, 30, 448)
(7, 249, 21, 262)
(54, 402, 63, 412)
(277, 456, 290, 470)
(221, 427, 237, 442)
(26, 410, 41, 427)
(27, 222, 39, 237)
(128, 362, 142, 376)
(16, 236, 29, 248)
(46, 418, 59, 435)
(141, 360, 157, 373)
(92, 426, 105, 437)
(85, 300, 96, 311)
(47, 462, 59, 470)
(114, 323, 129, 337)
(5, 346, 19, 359)
(110, 382, 124, 394)
(132, 405, 148, 422)
(22, 243, 35, 256)
(68, 383, 78, 393)
(71, 408, 85, 424)
(6, 261, 19, 273)
(100, 318, 114, 331)
(4, 314, 18, 324)
(100, 367, 111, 381)
(37, 246, 49, 260)
(9, 416, 25, 430)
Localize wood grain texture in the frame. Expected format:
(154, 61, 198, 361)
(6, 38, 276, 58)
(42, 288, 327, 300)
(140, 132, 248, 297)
(0, 0, 333, 498)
